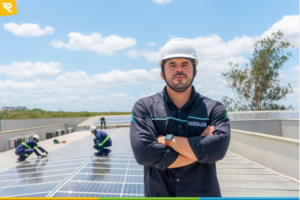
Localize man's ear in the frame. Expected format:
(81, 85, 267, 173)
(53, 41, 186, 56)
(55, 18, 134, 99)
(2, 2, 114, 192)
(160, 71, 165, 80)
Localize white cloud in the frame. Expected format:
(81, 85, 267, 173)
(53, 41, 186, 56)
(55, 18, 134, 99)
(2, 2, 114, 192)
(143, 51, 161, 62)
(261, 15, 299, 48)
(126, 49, 161, 62)
(153, 0, 172, 4)
(131, 15, 299, 63)
(129, 35, 255, 63)
(140, 92, 156, 98)
(292, 66, 299, 71)
(192, 35, 256, 59)
(0, 61, 62, 79)
(126, 50, 141, 59)
(4, 23, 54, 37)
(51, 32, 136, 55)
(147, 42, 157, 46)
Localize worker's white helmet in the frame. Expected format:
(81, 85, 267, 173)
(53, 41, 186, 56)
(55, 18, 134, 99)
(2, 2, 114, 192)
(90, 126, 97, 133)
(101, 115, 104, 117)
(33, 135, 40, 142)
(158, 38, 199, 67)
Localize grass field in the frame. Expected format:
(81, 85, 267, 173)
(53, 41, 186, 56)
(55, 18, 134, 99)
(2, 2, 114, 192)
(0, 109, 131, 119)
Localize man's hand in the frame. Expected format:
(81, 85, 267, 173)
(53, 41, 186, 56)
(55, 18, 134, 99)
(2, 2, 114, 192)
(40, 155, 47, 158)
(44, 151, 48, 155)
(157, 135, 165, 145)
(201, 126, 215, 136)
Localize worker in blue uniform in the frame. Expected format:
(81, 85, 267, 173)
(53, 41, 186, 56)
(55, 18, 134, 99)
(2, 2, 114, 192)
(100, 115, 106, 129)
(90, 126, 112, 156)
(15, 135, 48, 163)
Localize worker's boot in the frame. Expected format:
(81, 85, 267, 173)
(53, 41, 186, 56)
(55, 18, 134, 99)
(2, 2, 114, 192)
(17, 156, 26, 163)
(103, 149, 111, 157)
(94, 152, 103, 157)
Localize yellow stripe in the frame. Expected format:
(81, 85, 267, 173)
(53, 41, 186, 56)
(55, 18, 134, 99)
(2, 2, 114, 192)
(22, 142, 31, 149)
(98, 135, 110, 146)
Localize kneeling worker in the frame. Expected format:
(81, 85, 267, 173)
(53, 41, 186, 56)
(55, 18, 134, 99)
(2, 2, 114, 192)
(90, 126, 112, 156)
(15, 135, 48, 163)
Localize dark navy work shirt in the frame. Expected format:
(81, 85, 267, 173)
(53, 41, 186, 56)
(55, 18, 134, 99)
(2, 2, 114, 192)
(130, 86, 230, 197)
(95, 130, 112, 146)
(16, 139, 46, 156)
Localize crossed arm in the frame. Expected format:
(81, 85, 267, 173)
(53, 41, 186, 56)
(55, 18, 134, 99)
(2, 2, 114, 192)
(130, 100, 230, 171)
(158, 126, 215, 169)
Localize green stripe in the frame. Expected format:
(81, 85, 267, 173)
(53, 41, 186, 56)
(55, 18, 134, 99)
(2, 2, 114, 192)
(25, 154, 29, 157)
(22, 142, 31, 149)
(98, 135, 110, 146)
(97, 198, 199, 200)
(35, 145, 39, 148)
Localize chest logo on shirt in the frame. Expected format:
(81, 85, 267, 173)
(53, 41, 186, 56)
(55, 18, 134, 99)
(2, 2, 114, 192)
(188, 121, 207, 127)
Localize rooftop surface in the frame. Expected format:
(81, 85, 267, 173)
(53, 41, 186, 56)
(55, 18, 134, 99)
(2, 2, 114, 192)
(0, 128, 298, 197)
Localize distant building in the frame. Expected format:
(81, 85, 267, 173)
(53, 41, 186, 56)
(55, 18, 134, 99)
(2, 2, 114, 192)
(2, 106, 27, 111)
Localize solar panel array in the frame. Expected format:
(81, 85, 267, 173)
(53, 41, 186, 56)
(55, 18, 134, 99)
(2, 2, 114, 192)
(93, 110, 299, 126)
(94, 116, 131, 125)
(228, 110, 299, 121)
(0, 128, 144, 197)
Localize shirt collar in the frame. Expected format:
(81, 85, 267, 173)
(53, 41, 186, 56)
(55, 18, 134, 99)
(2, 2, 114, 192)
(163, 85, 198, 104)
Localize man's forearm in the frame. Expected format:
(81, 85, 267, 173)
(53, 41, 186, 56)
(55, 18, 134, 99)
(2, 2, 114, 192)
(170, 136, 198, 161)
(168, 154, 195, 168)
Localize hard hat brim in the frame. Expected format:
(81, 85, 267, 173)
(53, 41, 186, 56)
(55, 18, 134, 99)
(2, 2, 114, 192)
(158, 54, 199, 66)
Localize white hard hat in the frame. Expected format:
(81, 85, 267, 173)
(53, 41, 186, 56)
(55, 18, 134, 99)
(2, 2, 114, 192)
(158, 38, 199, 67)
(33, 135, 40, 142)
(101, 115, 103, 117)
(90, 126, 97, 133)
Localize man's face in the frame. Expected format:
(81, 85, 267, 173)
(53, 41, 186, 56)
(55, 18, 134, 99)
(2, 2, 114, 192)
(161, 58, 196, 92)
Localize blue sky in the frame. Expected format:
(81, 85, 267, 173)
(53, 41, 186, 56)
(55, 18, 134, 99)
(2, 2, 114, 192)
(0, 0, 299, 111)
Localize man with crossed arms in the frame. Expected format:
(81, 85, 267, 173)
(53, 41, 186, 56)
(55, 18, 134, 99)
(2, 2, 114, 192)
(130, 38, 230, 197)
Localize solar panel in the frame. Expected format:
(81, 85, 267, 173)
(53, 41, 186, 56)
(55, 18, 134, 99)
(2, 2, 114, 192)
(228, 110, 299, 120)
(94, 116, 131, 125)
(0, 128, 145, 197)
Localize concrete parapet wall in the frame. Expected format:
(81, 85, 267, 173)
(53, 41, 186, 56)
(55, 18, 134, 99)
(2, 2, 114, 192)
(0, 117, 89, 132)
(281, 119, 299, 140)
(230, 119, 299, 140)
(229, 129, 299, 180)
(0, 124, 65, 152)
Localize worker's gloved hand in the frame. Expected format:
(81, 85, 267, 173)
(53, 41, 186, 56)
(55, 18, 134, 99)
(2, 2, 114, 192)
(44, 151, 48, 155)
(40, 155, 47, 158)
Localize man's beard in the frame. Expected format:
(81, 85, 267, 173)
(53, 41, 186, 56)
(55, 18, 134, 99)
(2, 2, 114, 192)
(166, 72, 193, 92)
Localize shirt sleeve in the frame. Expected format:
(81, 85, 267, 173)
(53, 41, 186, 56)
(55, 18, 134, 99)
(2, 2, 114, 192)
(187, 101, 230, 164)
(130, 99, 179, 171)
(36, 145, 46, 153)
(34, 149, 41, 156)
(96, 133, 103, 145)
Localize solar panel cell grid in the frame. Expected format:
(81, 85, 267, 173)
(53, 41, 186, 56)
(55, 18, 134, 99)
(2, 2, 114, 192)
(0, 128, 145, 197)
(71, 174, 125, 182)
(59, 182, 123, 193)
(52, 192, 121, 197)
(79, 168, 127, 175)
(123, 184, 144, 195)
(0, 182, 59, 197)
(12, 192, 49, 197)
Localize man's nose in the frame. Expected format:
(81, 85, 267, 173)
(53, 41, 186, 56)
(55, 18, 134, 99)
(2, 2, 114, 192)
(176, 65, 184, 72)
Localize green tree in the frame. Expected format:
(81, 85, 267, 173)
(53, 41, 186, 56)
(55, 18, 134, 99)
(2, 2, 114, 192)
(222, 30, 293, 111)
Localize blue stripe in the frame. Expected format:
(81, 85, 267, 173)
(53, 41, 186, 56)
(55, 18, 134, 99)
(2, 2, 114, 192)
(188, 116, 209, 120)
(152, 116, 209, 122)
(152, 117, 187, 122)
